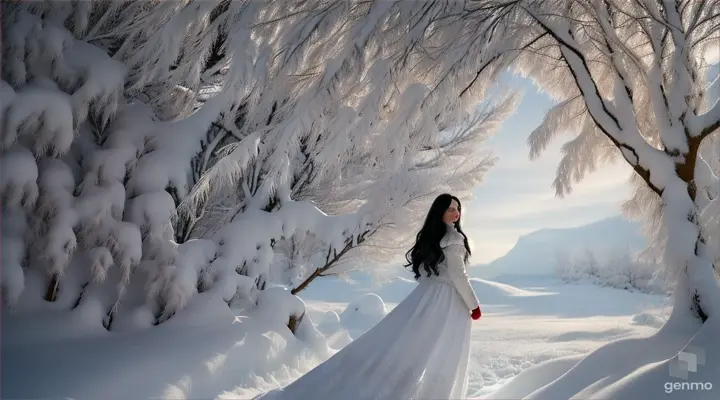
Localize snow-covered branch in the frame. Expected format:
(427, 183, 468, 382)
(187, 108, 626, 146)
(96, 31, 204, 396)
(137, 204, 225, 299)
(688, 98, 720, 139)
(1, 0, 512, 329)
(520, 4, 665, 195)
(479, 0, 720, 321)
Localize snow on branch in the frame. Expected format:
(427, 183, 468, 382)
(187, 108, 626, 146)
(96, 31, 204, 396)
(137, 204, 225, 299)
(1, 0, 512, 328)
(477, 0, 720, 320)
(688, 97, 720, 139)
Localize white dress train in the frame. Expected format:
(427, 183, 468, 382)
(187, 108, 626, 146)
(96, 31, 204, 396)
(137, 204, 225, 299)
(256, 225, 480, 400)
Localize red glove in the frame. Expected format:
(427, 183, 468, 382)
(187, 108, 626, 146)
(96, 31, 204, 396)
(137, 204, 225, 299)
(471, 306, 482, 320)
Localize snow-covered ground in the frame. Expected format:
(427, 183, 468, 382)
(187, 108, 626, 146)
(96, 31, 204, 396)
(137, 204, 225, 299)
(296, 275, 671, 399)
(4, 272, 674, 399)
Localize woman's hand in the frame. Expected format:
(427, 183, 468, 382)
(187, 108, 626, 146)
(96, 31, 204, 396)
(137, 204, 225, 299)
(471, 306, 482, 320)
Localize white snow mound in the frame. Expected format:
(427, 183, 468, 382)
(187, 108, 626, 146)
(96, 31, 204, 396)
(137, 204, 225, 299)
(339, 293, 388, 339)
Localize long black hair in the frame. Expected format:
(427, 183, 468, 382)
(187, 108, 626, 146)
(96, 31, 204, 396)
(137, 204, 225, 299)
(404, 193, 472, 279)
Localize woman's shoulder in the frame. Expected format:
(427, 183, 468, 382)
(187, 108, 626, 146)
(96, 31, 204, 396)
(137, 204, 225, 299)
(440, 227, 464, 248)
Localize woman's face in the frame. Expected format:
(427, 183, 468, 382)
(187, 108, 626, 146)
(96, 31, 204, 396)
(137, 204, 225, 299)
(443, 199, 460, 224)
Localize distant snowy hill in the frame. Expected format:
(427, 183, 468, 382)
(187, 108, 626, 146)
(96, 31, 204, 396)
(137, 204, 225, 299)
(472, 216, 647, 280)
(301, 216, 650, 295)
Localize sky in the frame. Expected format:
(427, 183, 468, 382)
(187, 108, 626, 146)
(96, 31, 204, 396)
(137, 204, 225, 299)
(462, 74, 635, 264)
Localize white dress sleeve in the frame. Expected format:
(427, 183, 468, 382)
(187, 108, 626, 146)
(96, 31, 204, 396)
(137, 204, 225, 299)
(443, 232, 480, 311)
(442, 235, 480, 312)
(442, 231, 480, 311)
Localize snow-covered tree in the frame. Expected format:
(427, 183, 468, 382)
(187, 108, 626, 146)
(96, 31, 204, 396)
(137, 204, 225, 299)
(0, 1, 514, 330)
(555, 247, 670, 294)
(462, 0, 720, 323)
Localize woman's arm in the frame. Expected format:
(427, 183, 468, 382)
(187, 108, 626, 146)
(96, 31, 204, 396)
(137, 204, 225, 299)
(443, 243, 480, 312)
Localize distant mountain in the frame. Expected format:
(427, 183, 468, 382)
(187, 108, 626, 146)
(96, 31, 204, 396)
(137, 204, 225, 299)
(472, 216, 647, 280)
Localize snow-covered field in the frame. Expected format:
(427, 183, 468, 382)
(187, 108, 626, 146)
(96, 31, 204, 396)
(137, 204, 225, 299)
(298, 275, 670, 399)
(3, 272, 674, 400)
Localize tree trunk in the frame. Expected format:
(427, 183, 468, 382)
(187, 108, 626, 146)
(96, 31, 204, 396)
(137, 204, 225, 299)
(44, 274, 59, 302)
(675, 222, 719, 323)
(646, 146, 719, 323)
(288, 312, 305, 335)
(673, 136, 719, 322)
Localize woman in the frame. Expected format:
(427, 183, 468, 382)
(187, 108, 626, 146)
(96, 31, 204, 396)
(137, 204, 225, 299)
(256, 193, 482, 400)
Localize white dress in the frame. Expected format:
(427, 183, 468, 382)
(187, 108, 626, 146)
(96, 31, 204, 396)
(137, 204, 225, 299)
(256, 225, 480, 400)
